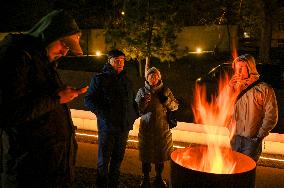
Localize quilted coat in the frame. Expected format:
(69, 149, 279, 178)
(135, 81, 178, 163)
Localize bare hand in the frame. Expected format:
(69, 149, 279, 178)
(58, 86, 88, 104)
(144, 93, 151, 102)
(76, 86, 89, 94)
(229, 74, 241, 88)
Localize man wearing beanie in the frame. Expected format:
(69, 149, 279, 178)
(0, 9, 87, 187)
(85, 49, 139, 188)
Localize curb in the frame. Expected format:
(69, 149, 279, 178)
(75, 129, 284, 169)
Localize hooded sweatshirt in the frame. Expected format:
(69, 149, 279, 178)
(231, 55, 278, 139)
(0, 9, 80, 187)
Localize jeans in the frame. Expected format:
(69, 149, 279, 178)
(97, 130, 129, 187)
(231, 135, 262, 162)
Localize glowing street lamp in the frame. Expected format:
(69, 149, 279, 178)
(95, 51, 102, 56)
(244, 32, 250, 38)
(196, 47, 202, 54)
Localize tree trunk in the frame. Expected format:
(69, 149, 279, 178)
(138, 59, 143, 77)
(145, 56, 150, 77)
(259, 16, 272, 63)
(145, 0, 152, 77)
(226, 24, 231, 53)
(255, 0, 272, 63)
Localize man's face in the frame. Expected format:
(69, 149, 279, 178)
(46, 40, 70, 62)
(109, 56, 125, 74)
(234, 60, 249, 80)
(46, 34, 82, 62)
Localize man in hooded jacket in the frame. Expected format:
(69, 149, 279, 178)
(0, 9, 87, 187)
(229, 54, 278, 162)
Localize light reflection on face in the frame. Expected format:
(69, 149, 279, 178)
(234, 61, 249, 80)
(147, 72, 160, 86)
(46, 40, 70, 62)
(109, 56, 125, 74)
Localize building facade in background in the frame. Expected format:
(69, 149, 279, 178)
(2, 23, 284, 57)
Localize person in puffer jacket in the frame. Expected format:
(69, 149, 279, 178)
(84, 49, 139, 188)
(0, 9, 88, 187)
(229, 54, 278, 162)
(135, 67, 179, 188)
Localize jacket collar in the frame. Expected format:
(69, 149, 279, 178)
(145, 80, 163, 93)
(102, 63, 127, 77)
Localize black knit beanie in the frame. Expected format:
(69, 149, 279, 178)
(28, 9, 81, 47)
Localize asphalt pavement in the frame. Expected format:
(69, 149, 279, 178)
(76, 140, 284, 188)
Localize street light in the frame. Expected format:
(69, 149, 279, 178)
(196, 47, 202, 54)
(95, 51, 102, 56)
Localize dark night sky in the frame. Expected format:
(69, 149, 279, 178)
(0, 0, 110, 32)
(0, 0, 56, 32)
(0, 0, 94, 32)
(1, 0, 284, 32)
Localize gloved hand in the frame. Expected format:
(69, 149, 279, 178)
(158, 92, 168, 103)
(143, 93, 151, 103)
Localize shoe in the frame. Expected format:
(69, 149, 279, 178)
(96, 177, 108, 188)
(140, 176, 151, 188)
(108, 181, 118, 188)
(153, 177, 167, 188)
(96, 173, 108, 188)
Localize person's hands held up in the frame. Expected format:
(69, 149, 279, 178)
(229, 74, 241, 89)
(143, 93, 151, 103)
(58, 86, 89, 104)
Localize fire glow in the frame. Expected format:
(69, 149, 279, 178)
(175, 73, 240, 174)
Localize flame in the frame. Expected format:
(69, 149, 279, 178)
(231, 37, 238, 60)
(189, 73, 239, 174)
(172, 145, 256, 174)
(173, 146, 237, 174)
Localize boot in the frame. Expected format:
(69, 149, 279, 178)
(153, 175, 167, 188)
(140, 174, 151, 188)
(140, 162, 151, 188)
(154, 163, 167, 188)
(96, 170, 108, 188)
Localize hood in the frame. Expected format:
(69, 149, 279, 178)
(27, 9, 82, 55)
(232, 54, 260, 91)
(145, 66, 162, 80)
(232, 54, 259, 76)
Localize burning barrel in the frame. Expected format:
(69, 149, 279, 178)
(170, 145, 256, 188)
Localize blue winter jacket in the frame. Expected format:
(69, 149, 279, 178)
(84, 63, 139, 132)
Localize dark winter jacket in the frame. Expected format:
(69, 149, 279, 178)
(135, 81, 179, 163)
(84, 63, 139, 132)
(0, 10, 79, 187)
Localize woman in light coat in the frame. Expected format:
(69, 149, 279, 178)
(135, 67, 179, 188)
